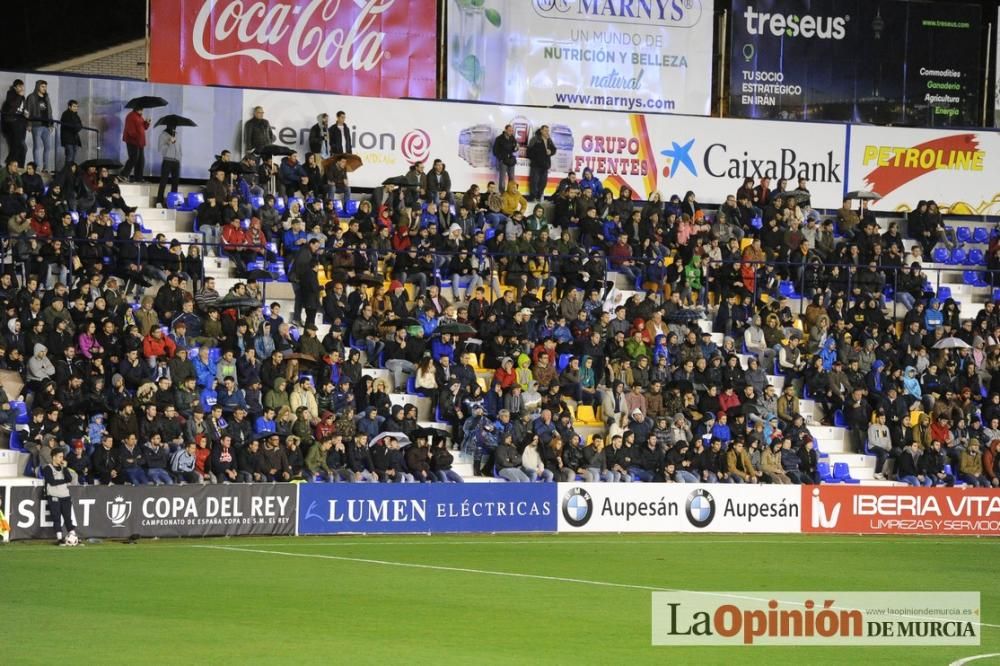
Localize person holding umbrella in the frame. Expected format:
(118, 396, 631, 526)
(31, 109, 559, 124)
(121, 104, 150, 183)
(155, 121, 182, 207)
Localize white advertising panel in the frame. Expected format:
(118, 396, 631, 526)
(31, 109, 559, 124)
(248, 88, 848, 207)
(848, 125, 1000, 216)
(446, 0, 714, 116)
(556, 483, 801, 533)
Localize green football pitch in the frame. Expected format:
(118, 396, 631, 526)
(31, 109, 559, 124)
(2, 533, 998, 665)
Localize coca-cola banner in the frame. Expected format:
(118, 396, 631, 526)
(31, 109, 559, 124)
(149, 0, 438, 99)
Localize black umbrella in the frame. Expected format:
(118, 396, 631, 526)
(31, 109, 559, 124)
(386, 317, 419, 328)
(411, 426, 451, 441)
(437, 323, 477, 335)
(217, 161, 257, 175)
(347, 274, 383, 286)
(845, 190, 882, 201)
(256, 144, 295, 158)
(154, 114, 197, 128)
(125, 96, 168, 110)
(251, 431, 285, 442)
(79, 158, 123, 170)
(782, 189, 811, 204)
(382, 175, 414, 187)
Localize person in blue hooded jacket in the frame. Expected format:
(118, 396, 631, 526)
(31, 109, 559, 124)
(578, 167, 604, 199)
(902, 366, 922, 407)
(819, 337, 838, 371)
(192, 346, 218, 389)
(865, 360, 886, 398)
(924, 299, 944, 332)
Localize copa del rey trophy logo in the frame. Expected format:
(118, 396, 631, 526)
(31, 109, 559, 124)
(191, 0, 392, 71)
(106, 496, 132, 528)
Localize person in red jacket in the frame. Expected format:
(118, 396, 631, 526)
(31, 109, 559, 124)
(121, 106, 150, 183)
(142, 327, 177, 366)
(221, 217, 254, 276)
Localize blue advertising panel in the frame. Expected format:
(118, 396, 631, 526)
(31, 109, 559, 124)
(298, 483, 557, 535)
(730, 0, 982, 127)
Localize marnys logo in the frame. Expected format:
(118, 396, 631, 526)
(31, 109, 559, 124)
(743, 5, 849, 40)
(533, 0, 703, 28)
(192, 0, 393, 70)
(809, 488, 841, 529)
(106, 496, 132, 528)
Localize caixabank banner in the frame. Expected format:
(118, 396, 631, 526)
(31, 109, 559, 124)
(298, 483, 556, 534)
(149, 0, 437, 99)
(730, 0, 982, 127)
(801, 486, 1000, 537)
(556, 484, 802, 533)
(8, 484, 296, 540)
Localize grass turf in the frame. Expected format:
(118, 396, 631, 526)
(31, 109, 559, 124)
(1, 533, 998, 665)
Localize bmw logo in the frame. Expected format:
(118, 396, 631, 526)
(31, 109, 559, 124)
(685, 489, 715, 528)
(562, 487, 593, 527)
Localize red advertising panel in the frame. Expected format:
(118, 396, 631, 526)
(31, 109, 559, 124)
(802, 486, 1000, 537)
(149, 0, 437, 98)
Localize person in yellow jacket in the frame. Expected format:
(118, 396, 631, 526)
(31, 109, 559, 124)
(958, 439, 989, 487)
(726, 440, 760, 483)
(500, 181, 528, 217)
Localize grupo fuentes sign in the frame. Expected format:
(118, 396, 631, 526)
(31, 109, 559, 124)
(149, 0, 437, 98)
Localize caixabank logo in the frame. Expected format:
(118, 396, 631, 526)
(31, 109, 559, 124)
(562, 487, 593, 527)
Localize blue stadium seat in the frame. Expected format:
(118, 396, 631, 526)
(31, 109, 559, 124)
(251, 195, 265, 210)
(993, 288, 1000, 302)
(333, 199, 344, 213)
(288, 196, 304, 211)
(937, 286, 951, 301)
(8, 430, 26, 452)
(932, 247, 950, 263)
(109, 211, 123, 227)
(346, 200, 359, 216)
(166, 191, 184, 210)
(945, 464, 965, 485)
(484, 226, 497, 241)
(973, 227, 989, 244)
(833, 409, 846, 427)
(963, 271, 977, 286)
(817, 461, 837, 483)
(274, 197, 286, 214)
(10, 400, 28, 424)
(186, 192, 204, 210)
(69, 211, 79, 223)
(778, 280, 799, 299)
(208, 347, 222, 364)
(832, 462, 860, 484)
(967, 249, 984, 265)
(956, 227, 972, 243)
(950, 248, 966, 265)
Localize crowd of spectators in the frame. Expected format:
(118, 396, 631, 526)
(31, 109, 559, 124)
(1, 82, 999, 489)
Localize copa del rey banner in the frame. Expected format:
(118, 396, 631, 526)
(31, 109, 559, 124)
(149, 0, 437, 98)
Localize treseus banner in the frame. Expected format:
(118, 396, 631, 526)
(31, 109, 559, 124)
(149, 0, 437, 99)
(556, 483, 802, 533)
(730, 0, 982, 127)
(447, 0, 713, 115)
(298, 483, 557, 534)
(7, 484, 296, 540)
(801, 486, 1000, 537)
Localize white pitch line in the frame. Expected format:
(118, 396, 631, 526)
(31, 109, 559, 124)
(192, 544, 1000, 630)
(949, 653, 1000, 666)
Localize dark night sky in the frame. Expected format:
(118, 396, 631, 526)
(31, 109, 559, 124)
(1, 1, 145, 70)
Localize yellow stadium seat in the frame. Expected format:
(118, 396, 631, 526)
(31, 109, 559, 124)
(576, 405, 602, 425)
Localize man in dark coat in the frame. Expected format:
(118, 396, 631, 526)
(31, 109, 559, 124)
(492, 124, 518, 192)
(526, 125, 556, 203)
(59, 99, 83, 165)
(1, 79, 28, 166)
(291, 238, 321, 327)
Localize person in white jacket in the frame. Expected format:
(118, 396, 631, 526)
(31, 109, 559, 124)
(520, 435, 553, 482)
(867, 411, 893, 479)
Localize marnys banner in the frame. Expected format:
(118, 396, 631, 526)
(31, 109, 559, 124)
(149, 0, 437, 99)
(446, 0, 713, 116)
(7, 484, 296, 540)
(847, 125, 1000, 216)
(801, 486, 1000, 537)
(250, 88, 848, 206)
(556, 483, 801, 533)
(298, 482, 556, 534)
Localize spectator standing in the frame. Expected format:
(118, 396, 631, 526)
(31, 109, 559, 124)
(308, 113, 330, 157)
(492, 124, 517, 192)
(59, 99, 82, 167)
(329, 110, 352, 154)
(243, 106, 275, 155)
(121, 105, 150, 183)
(155, 126, 182, 208)
(42, 449, 76, 545)
(526, 125, 556, 203)
(25, 80, 53, 172)
(1, 78, 28, 166)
